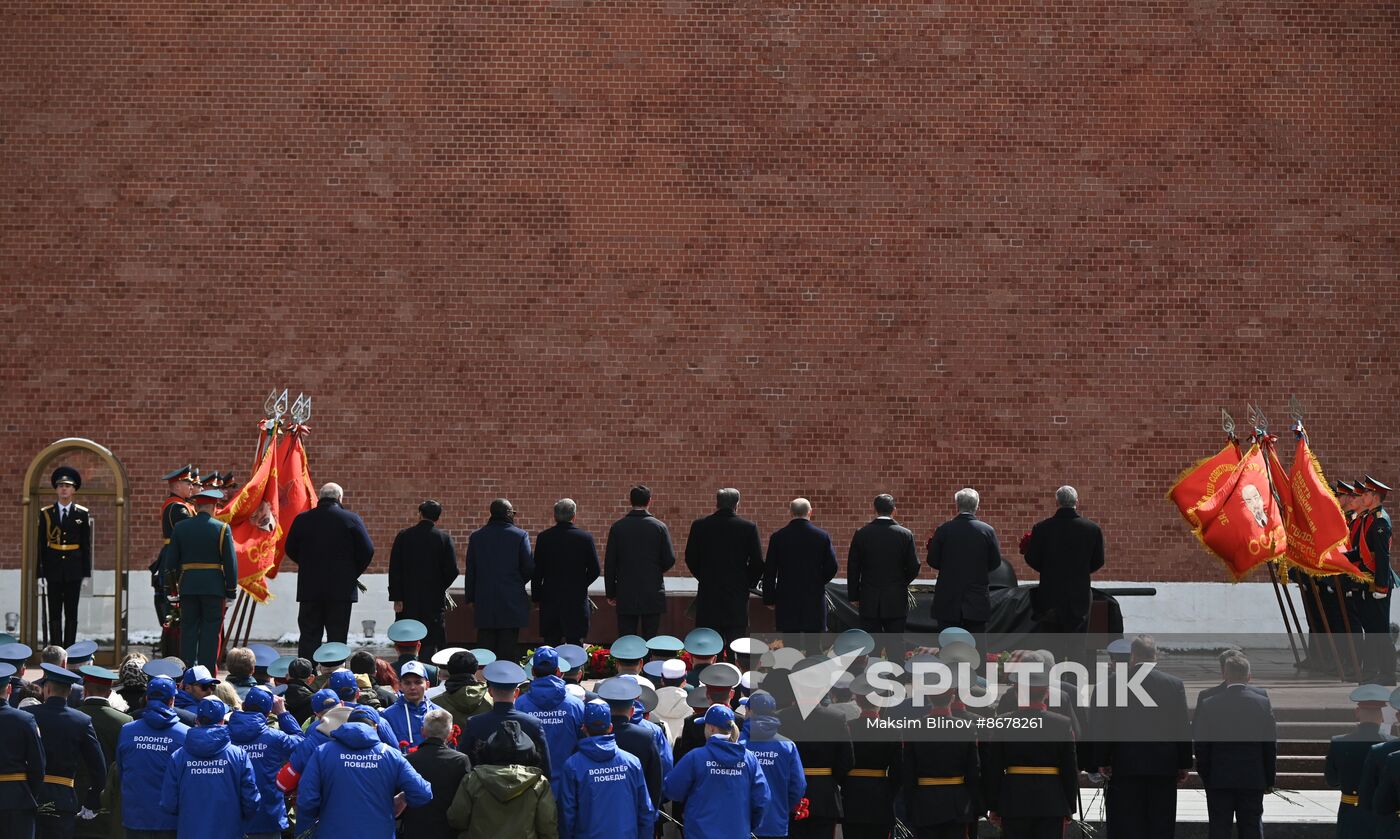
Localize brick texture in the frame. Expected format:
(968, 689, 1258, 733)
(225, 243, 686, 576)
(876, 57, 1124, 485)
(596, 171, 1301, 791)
(2, 3, 1397, 588)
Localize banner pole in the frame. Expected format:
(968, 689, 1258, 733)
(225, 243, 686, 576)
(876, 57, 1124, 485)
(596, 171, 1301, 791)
(1333, 584, 1363, 679)
(1255, 430, 1303, 666)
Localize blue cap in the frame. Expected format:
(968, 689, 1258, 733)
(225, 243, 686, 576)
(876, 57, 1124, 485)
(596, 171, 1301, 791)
(147, 676, 178, 702)
(243, 686, 274, 714)
(182, 665, 219, 686)
(0, 634, 16, 647)
(311, 689, 340, 714)
(313, 643, 351, 665)
(699, 703, 735, 728)
(748, 690, 777, 716)
(0, 643, 33, 665)
(1352, 684, 1392, 704)
(937, 627, 976, 649)
(1106, 639, 1133, 660)
(595, 678, 643, 703)
(347, 707, 378, 725)
(0, 663, 14, 680)
(833, 629, 876, 657)
(78, 665, 118, 685)
(611, 635, 648, 661)
(267, 655, 295, 679)
(643, 660, 668, 680)
(483, 660, 527, 687)
(555, 644, 588, 672)
(249, 644, 280, 670)
(40, 663, 81, 686)
(328, 670, 358, 697)
(646, 635, 684, 654)
(470, 648, 497, 668)
(388, 620, 428, 644)
(196, 697, 228, 724)
(683, 628, 723, 657)
(143, 659, 183, 680)
(583, 700, 612, 732)
(66, 640, 98, 665)
(532, 647, 560, 672)
(271, 684, 289, 696)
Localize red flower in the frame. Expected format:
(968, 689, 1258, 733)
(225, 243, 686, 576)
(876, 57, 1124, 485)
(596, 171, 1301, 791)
(1018, 531, 1032, 555)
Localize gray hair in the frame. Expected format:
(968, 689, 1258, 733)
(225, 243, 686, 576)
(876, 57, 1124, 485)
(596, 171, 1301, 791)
(1056, 486, 1078, 508)
(1223, 653, 1251, 682)
(422, 708, 453, 741)
(319, 482, 344, 502)
(554, 498, 577, 524)
(789, 498, 812, 518)
(716, 488, 740, 511)
(954, 488, 979, 514)
(1131, 634, 1157, 662)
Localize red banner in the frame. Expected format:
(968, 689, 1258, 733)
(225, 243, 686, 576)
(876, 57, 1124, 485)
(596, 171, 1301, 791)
(1168, 441, 1242, 529)
(269, 430, 315, 579)
(1281, 434, 1368, 580)
(1192, 443, 1287, 581)
(216, 436, 282, 603)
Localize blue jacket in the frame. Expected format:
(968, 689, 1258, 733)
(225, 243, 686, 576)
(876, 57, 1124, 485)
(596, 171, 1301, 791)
(742, 715, 807, 837)
(516, 675, 586, 779)
(160, 725, 261, 839)
(558, 734, 656, 839)
(115, 704, 189, 831)
(664, 735, 771, 839)
(228, 710, 303, 833)
(384, 695, 442, 751)
(347, 702, 400, 750)
(464, 517, 534, 628)
(632, 708, 674, 777)
(290, 717, 337, 774)
(284, 498, 375, 603)
(298, 721, 433, 838)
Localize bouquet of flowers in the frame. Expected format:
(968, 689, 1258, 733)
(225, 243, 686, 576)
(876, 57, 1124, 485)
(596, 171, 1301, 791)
(586, 645, 616, 679)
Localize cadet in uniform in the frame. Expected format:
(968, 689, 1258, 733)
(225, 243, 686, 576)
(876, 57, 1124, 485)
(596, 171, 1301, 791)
(901, 666, 983, 839)
(72, 665, 130, 839)
(24, 664, 106, 839)
(165, 489, 238, 672)
(1326, 684, 1388, 838)
(597, 678, 665, 814)
(387, 619, 439, 685)
(768, 668, 853, 839)
(843, 670, 901, 839)
(37, 467, 91, 648)
(0, 662, 46, 839)
(155, 466, 198, 635)
(310, 642, 351, 691)
(1, 642, 35, 709)
(982, 670, 1079, 839)
(1352, 477, 1394, 685)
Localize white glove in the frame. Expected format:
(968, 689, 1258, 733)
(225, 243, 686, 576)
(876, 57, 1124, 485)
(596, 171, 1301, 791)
(1374, 590, 1389, 599)
(78, 808, 97, 821)
(167, 595, 180, 604)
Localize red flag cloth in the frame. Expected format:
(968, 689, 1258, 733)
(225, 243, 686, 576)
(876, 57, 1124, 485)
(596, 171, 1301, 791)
(268, 429, 314, 579)
(1192, 443, 1288, 581)
(1168, 441, 1242, 529)
(1279, 435, 1369, 580)
(216, 436, 282, 603)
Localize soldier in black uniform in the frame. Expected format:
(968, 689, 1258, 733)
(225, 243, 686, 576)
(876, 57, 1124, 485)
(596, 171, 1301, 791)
(37, 468, 91, 648)
(0, 662, 46, 839)
(388, 500, 460, 659)
(768, 669, 853, 839)
(902, 669, 983, 839)
(23, 664, 106, 839)
(1326, 684, 1388, 837)
(155, 465, 198, 635)
(1, 643, 35, 710)
(842, 673, 901, 839)
(982, 670, 1079, 839)
(1352, 477, 1394, 685)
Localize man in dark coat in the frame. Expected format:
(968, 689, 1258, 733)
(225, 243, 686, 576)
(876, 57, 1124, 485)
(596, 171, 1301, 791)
(1192, 654, 1276, 839)
(1024, 485, 1105, 669)
(0, 662, 45, 839)
(847, 494, 920, 636)
(762, 498, 839, 634)
(532, 498, 601, 647)
(1326, 684, 1388, 838)
(685, 488, 765, 648)
(927, 487, 1002, 634)
(603, 485, 677, 639)
(403, 707, 471, 838)
(284, 483, 375, 660)
(463, 498, 533, 665)
(1093, 635, 1191, 839)
(388, 499, 460, 658)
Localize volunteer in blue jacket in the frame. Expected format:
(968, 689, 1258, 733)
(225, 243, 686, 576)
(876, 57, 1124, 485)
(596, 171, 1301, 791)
(286, 689, 343, 776)
(740, 691, 807, 839)
(228, 687, 304, 839)
(664, 704, 771, 839)
(558, 700, 656, 839)
(515, 646, 586, 778)
(160, 698, 261, 839)
(115, 675, 189, 837)
(297, 706, 434, 838)
(384, 660, 441, 751)
(328, 669, 399, 748)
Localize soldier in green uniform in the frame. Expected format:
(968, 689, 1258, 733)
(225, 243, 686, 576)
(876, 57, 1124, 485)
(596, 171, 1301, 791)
(37, 468, 91, 648)
(156, 466, 199, 635)
(71, 666, 129, 839)
(1326, 684, 1388, 838)
(165, 489, 237, 673)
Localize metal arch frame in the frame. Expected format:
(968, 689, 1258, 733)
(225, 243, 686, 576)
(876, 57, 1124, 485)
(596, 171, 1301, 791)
(19, 438, 131, 663)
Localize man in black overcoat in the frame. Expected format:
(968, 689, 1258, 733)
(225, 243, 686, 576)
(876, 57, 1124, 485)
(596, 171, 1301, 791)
(762, 497, 839, 635)
(284, 482, 375, 660)
(685, 487, 765, 648)
(1024, 485, 1105, 668)
(603, 485, 677, 639)
(532, 498, 601, 646)
(388, 499, 460, 658)
(847, 494, 920, 638)
(1192, 654, 1276, 839)
(927, 487, 1002, 634)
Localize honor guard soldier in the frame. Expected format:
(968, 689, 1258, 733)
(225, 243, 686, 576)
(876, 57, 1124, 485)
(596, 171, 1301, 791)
(766, 668, 853, 839)
(156, 466, 199, 637)
(1352, 477, 1394, 685)
(72, 665, 129, 839)
(901, 667, 984, 839)
(982, 670, 1079, 839)
(38, 468, 91, 648)
(0, 662, 46, 839)
(388, 619, 439, 685)
(1326, 684, 1388, 837)
(24, 664, 106, 839)
(165, 488, 238, 672)
(843, 668, 903, 839)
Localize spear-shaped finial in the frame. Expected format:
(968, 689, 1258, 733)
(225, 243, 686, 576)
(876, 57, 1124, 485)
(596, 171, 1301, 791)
(1221, 408, 1236, 440)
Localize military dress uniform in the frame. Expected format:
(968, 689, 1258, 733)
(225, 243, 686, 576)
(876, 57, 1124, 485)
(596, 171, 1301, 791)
(1325, 685, 1388, 838)
(71, 666, 130, 839)
(842, 712, 901, 839)
(23, 665, 106, 839)
(903, 707, 983, 839)
(982, 697, 1079, 839)
(154, 466, 198, 638)
(1352, 478, 1394, 685)
(37, 468, 91, 648)
(0, 662, 46, 839)
(164, 491, 238, 672)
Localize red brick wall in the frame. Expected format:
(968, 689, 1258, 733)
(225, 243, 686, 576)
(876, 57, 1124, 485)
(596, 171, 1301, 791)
(3, 2, 1397, 586)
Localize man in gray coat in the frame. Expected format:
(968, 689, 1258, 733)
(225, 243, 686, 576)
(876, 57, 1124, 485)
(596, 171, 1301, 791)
(604, 485, 677, 638)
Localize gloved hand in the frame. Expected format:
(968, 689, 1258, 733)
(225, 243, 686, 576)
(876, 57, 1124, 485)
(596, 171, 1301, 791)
(78, 808, 97, 821)
(167, 595, 180, 603)
(1374, 590, 1390, 599)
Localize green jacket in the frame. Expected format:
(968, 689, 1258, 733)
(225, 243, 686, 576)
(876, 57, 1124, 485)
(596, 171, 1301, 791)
(446, 765, 557, 839)
(165, 511, 237, 597)
(74, 697, 132, 839)
(437, 682, 492, 730)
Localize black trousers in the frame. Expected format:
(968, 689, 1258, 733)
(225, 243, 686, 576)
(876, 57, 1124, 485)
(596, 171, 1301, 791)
(912, 825, 969, 839)
(44, 579, 82, 647)
(712, 624, 748, 658)
(539, 608, 586, 648)
(1, 808, 35, 839)
(36, 809, 74, 839)
(860, 616, 907, 658)
(936, 618, 986, 635)
(297, 600, 353, 660)
(1205, 789, 1263, 839)
(842, 823, 893, 839)
(1360, 591, 1395, 683)
(617, 613, 661, 638)
(788, 816, 836, 839)
(478, 627, 520, 665)
(399, 603, 448, 658)
(1106, 775, 1178, 839)
(1000, 817, 1064, 839)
